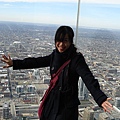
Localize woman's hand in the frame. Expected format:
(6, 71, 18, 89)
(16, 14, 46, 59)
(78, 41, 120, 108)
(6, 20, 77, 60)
(1, 54, 13, 68)
(101, 97, 113, 113)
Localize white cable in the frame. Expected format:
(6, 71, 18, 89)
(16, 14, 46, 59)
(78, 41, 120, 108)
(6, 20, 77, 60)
(75, 0, 81, 46)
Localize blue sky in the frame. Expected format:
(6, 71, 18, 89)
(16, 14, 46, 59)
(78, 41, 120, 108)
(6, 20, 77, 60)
(0, 0, 120, 29)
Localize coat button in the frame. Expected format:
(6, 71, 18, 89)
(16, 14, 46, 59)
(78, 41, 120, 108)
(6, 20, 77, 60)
(51, 67, 54, 70)
(59, 87, 61, 90)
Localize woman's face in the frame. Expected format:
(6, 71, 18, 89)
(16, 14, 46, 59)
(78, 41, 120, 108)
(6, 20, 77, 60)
(55, 34, 71, 53)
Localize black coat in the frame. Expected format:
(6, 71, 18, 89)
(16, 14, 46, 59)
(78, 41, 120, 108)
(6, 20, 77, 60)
(13, 45, 107, 120)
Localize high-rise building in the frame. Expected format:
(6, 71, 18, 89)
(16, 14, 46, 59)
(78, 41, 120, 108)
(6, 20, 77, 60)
(27, 85, 36, 93)
(83, 107, 94, 120)
(98, 113, 109, 120)
(16, 85, 24, 94)
(3, 103, 10, 119)
(78, 77, 89, 100)
(115, 97, 120, 108)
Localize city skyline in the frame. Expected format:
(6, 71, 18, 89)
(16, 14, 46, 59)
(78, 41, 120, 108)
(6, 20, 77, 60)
(0, 0, 120, 30)
(0, 20, 120, 120)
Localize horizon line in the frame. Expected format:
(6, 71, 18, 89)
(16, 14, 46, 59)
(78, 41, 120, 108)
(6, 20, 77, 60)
(0, 20, 120, 31)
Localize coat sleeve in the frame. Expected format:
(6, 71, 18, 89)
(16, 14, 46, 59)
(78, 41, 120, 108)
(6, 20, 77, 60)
(75, 54, 107, 107)
(13, 54, 51, 70)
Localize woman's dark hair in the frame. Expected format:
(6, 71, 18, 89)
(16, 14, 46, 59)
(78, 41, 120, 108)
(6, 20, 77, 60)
(55, 26, 74, 43)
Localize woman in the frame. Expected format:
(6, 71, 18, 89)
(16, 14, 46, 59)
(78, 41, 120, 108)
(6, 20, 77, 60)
(1, 26, 113, 120)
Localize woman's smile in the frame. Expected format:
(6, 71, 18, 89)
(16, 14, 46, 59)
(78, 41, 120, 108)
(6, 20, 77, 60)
(56, 34, 71, 53)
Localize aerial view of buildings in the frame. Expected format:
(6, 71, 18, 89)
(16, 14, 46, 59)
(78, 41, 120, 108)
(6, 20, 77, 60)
(0, 21, 120, 120)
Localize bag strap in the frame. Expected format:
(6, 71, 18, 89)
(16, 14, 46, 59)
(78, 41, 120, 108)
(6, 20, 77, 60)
(38, 59, 71, 118)
(52, 59, 71, 78)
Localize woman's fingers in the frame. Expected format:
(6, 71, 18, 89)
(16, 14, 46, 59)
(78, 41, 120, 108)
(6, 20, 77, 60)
(1, 54, 13, 68)
(8, 54, 11, 60)
(3, 65, 9, 68)
(102, 98, 113, 113)
(2, 54, 8, 60)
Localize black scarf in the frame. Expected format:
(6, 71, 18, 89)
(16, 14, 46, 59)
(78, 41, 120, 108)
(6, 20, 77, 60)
(51, 44, 77, 74)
